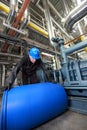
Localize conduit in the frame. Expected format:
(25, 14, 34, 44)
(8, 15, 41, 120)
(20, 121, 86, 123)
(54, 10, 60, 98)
(0, 2, 48, 37)
(0, 82, 68, 130)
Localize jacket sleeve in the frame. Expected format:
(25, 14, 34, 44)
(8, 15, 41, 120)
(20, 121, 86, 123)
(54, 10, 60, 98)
(6, 56, 26, 87)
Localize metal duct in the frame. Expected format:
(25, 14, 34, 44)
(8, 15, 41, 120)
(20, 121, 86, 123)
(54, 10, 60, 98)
(64, 0, 87, 33)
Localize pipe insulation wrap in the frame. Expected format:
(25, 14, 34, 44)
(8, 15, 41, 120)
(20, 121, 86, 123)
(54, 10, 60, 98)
(0, 82, 68, 130)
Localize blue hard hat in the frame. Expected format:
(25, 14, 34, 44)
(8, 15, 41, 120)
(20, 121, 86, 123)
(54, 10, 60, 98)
(29, 47, 40, 59)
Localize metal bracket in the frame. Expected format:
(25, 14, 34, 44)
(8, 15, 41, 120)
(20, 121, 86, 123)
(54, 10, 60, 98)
(3, 20, 27, 35)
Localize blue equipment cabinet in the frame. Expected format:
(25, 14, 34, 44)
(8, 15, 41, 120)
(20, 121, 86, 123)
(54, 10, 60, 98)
(0, 82, 68, 130)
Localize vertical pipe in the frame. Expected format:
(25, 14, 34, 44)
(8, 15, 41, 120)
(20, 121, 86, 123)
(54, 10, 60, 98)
(43, 0, 59, 81)
(2, 65, 5, 87)
(62, 0, 70, 15)
(43, 0, 55, 46)
(13, 66, 17, 86)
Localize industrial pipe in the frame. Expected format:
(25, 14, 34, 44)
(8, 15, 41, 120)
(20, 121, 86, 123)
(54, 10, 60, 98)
(0, 2, 48, 37)
(64, 0, 87, 33)
(0, 82, 68, 130)
(6, 0, 17, 25)
(65, 33, 87, 45)
(0, 2, 9, 14)
(1, 0, 31, 52)
(4, 0, 17, 34)
(0, 1, 48, 52)
(8, 0, 31, 36)
(65, 40, 87, 55)
(15, 9, 29, 38)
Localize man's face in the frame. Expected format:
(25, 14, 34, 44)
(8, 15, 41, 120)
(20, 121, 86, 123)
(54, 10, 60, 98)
(29, 56, 36, 64)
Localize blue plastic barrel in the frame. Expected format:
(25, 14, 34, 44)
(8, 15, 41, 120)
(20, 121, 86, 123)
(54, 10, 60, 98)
(0, 82, 68, 130)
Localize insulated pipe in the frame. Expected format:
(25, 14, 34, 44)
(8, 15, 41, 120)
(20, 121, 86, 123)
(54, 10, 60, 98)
(0, 2, 9, 14)
(0, 2, 48, 37)
(0, 82, 68, 130)
(27, 22, 48, 36)
(64, 0, 87, 33)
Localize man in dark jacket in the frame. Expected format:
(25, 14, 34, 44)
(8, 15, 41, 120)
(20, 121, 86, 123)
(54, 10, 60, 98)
(6, 47, 49, 89)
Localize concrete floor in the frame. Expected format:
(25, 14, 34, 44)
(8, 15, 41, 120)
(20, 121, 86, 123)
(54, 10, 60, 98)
(33, 110, 87, 130)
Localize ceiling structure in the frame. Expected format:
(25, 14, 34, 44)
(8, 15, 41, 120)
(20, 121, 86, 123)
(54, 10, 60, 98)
(0, 0, 87, 62)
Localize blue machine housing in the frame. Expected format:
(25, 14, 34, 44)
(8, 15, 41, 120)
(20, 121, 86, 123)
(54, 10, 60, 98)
(51, 37, 87, 114)
(0, 82, 68, 130)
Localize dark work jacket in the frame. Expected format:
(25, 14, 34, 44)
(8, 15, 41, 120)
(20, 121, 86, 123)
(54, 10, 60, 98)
(7, 55, 49, 86)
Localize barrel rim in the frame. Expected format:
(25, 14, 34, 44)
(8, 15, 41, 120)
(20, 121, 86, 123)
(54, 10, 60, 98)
(0, 90, 8, 130)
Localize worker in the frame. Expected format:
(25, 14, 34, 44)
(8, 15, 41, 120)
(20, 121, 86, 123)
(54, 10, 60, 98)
(5, 47, 50, 89)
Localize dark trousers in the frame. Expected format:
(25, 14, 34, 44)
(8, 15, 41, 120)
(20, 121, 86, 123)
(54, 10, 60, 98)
(22, 69, 47, 85)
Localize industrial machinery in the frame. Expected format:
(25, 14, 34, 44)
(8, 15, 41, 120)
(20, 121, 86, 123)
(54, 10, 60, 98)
(52, 37, 87, 114)
(0, 0, 87, 129)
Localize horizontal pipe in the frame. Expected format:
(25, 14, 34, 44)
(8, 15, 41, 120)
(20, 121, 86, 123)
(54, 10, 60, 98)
(65, 32, 87, 45)
(3, 20, 26, 35)
(28, 22, 48, 37)
(0, 2, 9, 13)
(0, 2, 48, 37)
(65, 87, 87, 89)
(65, 40, 87, 55)
(0, 52, 22, 58)
(0, 32, 60, 56)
